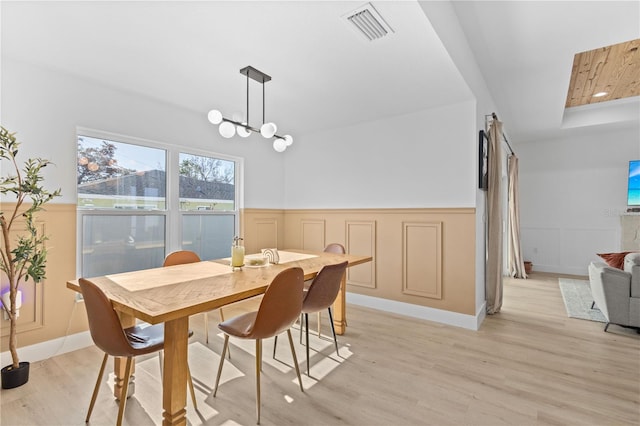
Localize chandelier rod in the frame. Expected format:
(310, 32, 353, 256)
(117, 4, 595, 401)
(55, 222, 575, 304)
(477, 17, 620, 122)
(246, 71, 250, 127)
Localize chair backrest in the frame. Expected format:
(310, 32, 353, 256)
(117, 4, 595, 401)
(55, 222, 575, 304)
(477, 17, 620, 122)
(324, 243, 346, 254)
(250, 267, 304, 339)
(164, 250, 201, 267)
(303, 261, 348, 313)
(78, 278, 136, 357)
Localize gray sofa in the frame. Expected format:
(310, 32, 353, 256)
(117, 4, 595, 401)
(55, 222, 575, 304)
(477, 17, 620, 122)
(588, 252, 640, 332)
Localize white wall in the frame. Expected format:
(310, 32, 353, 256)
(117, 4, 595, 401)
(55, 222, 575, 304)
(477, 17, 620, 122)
(283, 101, 477, 209)
(0, 59, 285, 209)
(419, 0, 502, 317)
(518, 124, 640, 275)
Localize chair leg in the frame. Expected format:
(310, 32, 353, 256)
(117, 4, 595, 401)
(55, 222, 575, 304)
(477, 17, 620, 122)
(604, 322, 610, 332)
(317, 312, 321, 337)
(86, 353, 109, 422)
(116, 357, 134, 426)
(204, 312, 209, 344)
(256, 339, 262, 425)
(213, 334, 229, 397)
(590, 301, 596, 309)
(305, 313, 310, 376)
(273, 335, 278, 359)
(299, 313, 303, 344)
(217, 309, 231, 359)
(327, 307, 340, 357)
(287, 329, 304, 393)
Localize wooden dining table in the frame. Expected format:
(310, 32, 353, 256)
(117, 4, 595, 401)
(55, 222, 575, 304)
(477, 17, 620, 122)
(67, 249, 372, 426)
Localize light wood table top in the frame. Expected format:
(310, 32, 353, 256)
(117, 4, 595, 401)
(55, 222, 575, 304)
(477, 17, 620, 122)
(67, 249, 372, 426)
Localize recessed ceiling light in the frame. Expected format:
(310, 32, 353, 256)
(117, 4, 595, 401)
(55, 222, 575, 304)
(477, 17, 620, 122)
(593, 91, 608, 97)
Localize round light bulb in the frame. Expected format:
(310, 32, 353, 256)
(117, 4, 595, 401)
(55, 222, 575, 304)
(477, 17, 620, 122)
(283, 135, 293, 146)
(260, 122, 277, 139)
(237, 124, 251, 138)
(219, 121, 236, 138)
(208, 109, 223, 125)
(273, 138, 287, 152)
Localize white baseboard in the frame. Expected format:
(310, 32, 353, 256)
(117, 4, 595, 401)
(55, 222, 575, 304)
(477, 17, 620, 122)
(346, 292, 486, 331)
(1, 331, 93, 367)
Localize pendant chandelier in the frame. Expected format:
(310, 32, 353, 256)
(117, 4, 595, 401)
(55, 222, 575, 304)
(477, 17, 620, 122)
(208, 66, 293, 152)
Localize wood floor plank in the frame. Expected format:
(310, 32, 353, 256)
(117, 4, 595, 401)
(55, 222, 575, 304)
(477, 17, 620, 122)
(1, 272, 638, 425)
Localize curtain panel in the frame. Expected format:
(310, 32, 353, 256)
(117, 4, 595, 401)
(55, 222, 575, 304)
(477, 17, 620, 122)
(508, 155, 527, 279)
(486, 119, 503, 314)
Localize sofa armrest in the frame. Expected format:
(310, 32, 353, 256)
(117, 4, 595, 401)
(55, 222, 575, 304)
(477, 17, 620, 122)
(588, 262, 632, 324)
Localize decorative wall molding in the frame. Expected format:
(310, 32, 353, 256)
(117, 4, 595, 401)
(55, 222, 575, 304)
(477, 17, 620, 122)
(0, 222, 46, 338)
(255, 218, 279, 250)
(345, 220, 376, 289)
(283, 207, 475, 316)
(301, 219, 326, 252)
(402, 221, 442, 299)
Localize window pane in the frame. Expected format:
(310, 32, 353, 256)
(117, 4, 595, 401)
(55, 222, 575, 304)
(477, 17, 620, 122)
(82, 215, 166, 277)
(77, 136, 166, 210)
(179, 153, 235, 211)
(182, 214, 235, 260)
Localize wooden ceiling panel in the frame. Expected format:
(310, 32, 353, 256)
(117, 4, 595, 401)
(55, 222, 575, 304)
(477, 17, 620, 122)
(565, 39, 639, 108)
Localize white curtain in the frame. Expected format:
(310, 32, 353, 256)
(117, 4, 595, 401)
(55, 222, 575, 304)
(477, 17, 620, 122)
(508, 155, 527, 278)
(486, 119, 503, 315)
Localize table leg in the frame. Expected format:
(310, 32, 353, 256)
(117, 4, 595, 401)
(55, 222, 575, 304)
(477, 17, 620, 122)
(332, 274, 347, 335)
(162, 316, 189, 426)
(114, 312, 136, 400)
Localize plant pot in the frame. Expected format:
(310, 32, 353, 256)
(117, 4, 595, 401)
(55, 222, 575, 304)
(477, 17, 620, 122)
(524, 261, 533, 275)
(1, 361, 30, 389)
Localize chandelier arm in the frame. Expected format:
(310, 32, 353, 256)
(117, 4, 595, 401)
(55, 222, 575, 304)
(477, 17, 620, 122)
(221, 117, 287, 140)
(221, 117, 259, 134)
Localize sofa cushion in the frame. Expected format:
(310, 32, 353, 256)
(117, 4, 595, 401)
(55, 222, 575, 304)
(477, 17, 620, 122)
(597, 251, 632, 269)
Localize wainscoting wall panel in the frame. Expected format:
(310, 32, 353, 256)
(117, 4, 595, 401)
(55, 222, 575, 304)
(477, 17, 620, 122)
(254, 219, 279, 251)
(282, 208, 475, 315)
(346, 221, 376, 289)
(240, 209, 285, 255)
(402, 222, 442, 299)
(521, 225, 619, 275)
(0, 203, 84, 352)
(0, 222, 45, 338)
(301, 219, 326, 252)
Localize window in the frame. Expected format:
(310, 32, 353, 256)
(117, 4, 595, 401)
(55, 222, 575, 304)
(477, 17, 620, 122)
(178, 152, 237, 260)
(77, 130, 241, 277)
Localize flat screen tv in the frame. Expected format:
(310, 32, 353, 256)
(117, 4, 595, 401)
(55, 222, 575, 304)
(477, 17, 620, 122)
(628, 160, 640, 206)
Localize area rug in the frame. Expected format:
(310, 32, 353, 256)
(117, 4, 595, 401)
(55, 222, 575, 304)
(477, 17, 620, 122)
(558, 278, 606, 323)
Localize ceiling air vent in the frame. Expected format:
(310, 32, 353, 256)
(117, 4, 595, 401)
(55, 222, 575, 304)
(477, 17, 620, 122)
(344, 3, 394, 42)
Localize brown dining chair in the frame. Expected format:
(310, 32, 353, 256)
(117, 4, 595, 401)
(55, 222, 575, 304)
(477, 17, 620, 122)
(324, 243, 346, 255)
(294, 261, 348, 376)
(79, 278, 197, 426)
(307, 243, 346, 337)
(163, 250, 225, 345)
(213, 267, 305, 425)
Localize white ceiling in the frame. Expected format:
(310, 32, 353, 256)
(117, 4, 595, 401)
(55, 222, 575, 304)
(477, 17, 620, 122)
(2, 1, 639, 144)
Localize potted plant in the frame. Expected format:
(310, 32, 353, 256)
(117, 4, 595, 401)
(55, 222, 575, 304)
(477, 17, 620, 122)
(0, 126, 61, 389)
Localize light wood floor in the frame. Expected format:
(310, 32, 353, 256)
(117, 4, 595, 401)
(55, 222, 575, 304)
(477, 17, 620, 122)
(1, 273, 639, 425)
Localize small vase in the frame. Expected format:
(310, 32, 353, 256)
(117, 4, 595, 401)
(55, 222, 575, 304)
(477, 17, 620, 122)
(1, 361, 30, 389)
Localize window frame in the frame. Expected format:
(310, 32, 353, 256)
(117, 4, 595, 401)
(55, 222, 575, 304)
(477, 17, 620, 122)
(75, 127, 243, 277)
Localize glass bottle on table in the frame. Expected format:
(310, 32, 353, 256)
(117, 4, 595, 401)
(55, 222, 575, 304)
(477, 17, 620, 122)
(231, 236, 245, 270)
